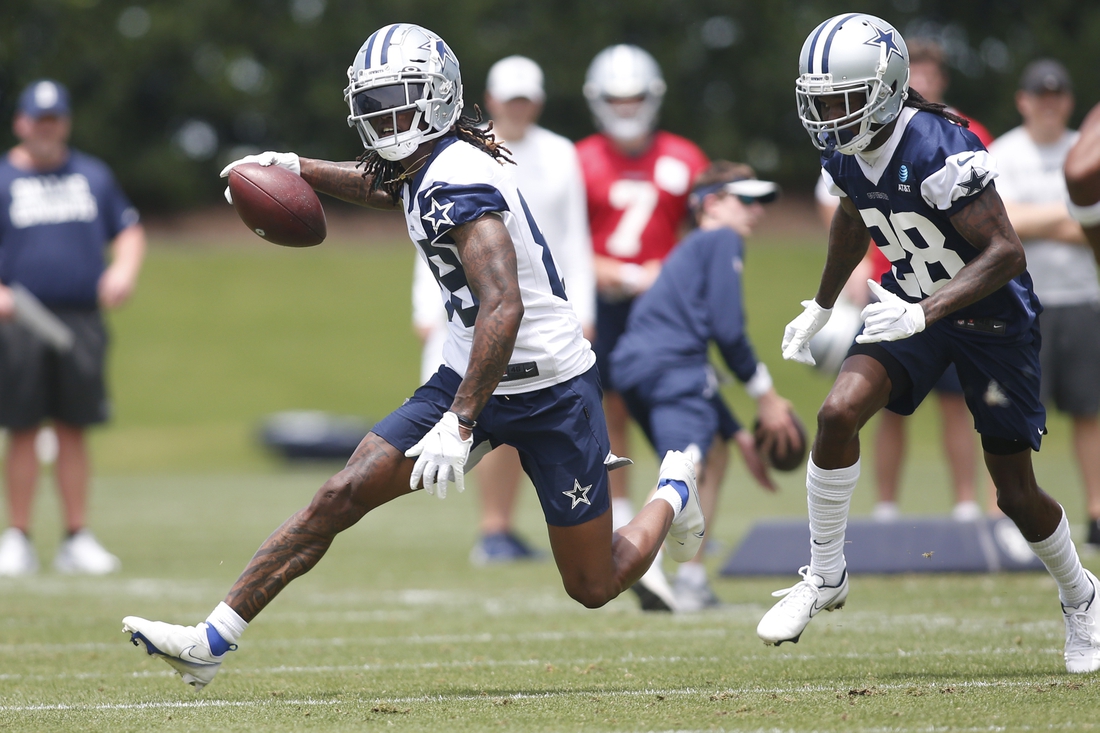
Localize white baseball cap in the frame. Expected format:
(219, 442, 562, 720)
(486, 56, 545, 103)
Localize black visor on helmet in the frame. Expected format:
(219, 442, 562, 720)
(352, 83, 425, 116)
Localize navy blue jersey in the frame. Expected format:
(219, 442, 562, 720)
(822, 108, 1041, 342)
(610, 226, 758, 390)
(0, 150, 138, 309)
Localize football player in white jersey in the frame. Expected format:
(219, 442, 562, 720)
(120, 23, 704, 691)
(411, 55, 596, 566)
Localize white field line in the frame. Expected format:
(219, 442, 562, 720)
(0, 611, 1063, 657)
(0, 644, 1063, 684)
(0, 676, 1090, 716)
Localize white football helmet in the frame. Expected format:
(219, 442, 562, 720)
(796, 13, 909, 155)
(345, 23, 463, 161)
(583, 44, 666, 142)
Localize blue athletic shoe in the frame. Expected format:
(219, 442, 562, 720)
(469, 532, 544, 566)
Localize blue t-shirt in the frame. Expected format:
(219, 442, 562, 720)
(0, 150, 139, 308)
(822, 108, 1041, 342)
(610, 226, 759, 390)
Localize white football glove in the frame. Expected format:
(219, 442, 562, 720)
(856, 280, 926, 343)
(781, 299, 832, 365)
(405, 411, 474, 499)
(220, 151, 302, 204)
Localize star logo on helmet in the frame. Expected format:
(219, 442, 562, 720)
(422, 198, 455, 232)
(864, 24, 904, 62)
(434, 40, 453, 67)
(563, 479, 592, 509)
(957, 169, 988, 197)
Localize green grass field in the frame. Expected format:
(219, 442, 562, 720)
(2, 233, 1098, 731)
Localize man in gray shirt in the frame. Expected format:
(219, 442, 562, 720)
(990, 60, 1100, 548)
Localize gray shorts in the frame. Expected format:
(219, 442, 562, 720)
(0, 309, 110, 429)
(1039, 302, 1100, 416)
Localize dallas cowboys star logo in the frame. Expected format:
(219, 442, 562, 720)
(563, 479, 592, 509)
(864, 23, 904, 62)
(422, 198, 455, 232)
(957, 169, 988, 197)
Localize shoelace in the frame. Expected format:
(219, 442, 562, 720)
(770, 565, 823, 610)
(1064, 607, 1097, 653)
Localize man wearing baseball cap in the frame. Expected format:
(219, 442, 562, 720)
(0, 79, 146, 576)
(989, 60, 1100, 549)
(409, 57, 596, 566)
(609, 161, 801, 611)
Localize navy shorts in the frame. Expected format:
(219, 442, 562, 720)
(932, 362, 964, 394)
(372, 365, 611, 527)
(854, 318, 1046, 451)
(620, 364, 743, 458)
(593, 295, 635, 392)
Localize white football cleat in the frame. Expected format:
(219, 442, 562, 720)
(123, 616, 233, 690)
(673, 572, 723, 613)
(757, 565, 848, 645)
(54, 530, 120, 575)
(1063, 569, 1100, 674)
(657, 450, 704, 563)
(0, 528, 38, 577)
(630, 553, 679, 612)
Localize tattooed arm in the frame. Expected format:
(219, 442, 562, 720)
(917, 185, 1027, 326)
(448, 214, 524, 428)
(814, 195, 872, 308)
(299, 158, 399, 210)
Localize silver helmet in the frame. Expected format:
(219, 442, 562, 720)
(796, 13, 909, 155)
(344, 23, 463, 161)
(583, 44, 666, 142)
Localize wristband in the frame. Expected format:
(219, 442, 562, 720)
(744, 362, 774, 400)
(1067, 197, 1100, 228)
(453, 412, 478, 430)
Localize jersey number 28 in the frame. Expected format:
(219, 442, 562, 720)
(859, 207, 966, 299)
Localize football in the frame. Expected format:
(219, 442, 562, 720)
(228, 163, 326, 247)
(754, 409, 808, 472)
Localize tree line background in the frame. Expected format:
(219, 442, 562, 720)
(2, 0, 1099, 214)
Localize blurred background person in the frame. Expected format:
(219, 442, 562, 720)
(610, 161, 800, 610)
(411, 55, 596, 564)
(1066, 101, 1100, 264)
(991, 59, 1100, 550)
(811, 37, 990, 522)
(576, 44, 709, 610)
(0, 80, 145, 576)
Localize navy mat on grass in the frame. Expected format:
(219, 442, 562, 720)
(720, 516, 1045, 576)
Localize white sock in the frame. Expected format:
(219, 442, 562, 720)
(807, 454, 859, 586)
(206, 601, 249, 645)
(611, 497, 635, 532)
(1028, 510, 1091, 607)
(676, 561, 707, 585)
(652, 484, 684, 517)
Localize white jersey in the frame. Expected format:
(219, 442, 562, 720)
(403, 135, 595, 394)
(502, 125, 595, 328)
(990, 126, 1099, 306)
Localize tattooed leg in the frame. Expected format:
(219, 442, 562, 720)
(225, 432, 413, 621)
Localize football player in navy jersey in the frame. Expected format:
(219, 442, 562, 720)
(120, 23, 705, 691)
(756, 13, 1100, 674)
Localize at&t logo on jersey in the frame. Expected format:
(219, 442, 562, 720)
(897, 163, 912, 193)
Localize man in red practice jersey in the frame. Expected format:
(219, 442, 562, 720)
(576, 44, 709, 611)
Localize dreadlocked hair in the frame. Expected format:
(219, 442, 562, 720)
(903, 87, 970, 129)
(355, 105, 514, 204)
